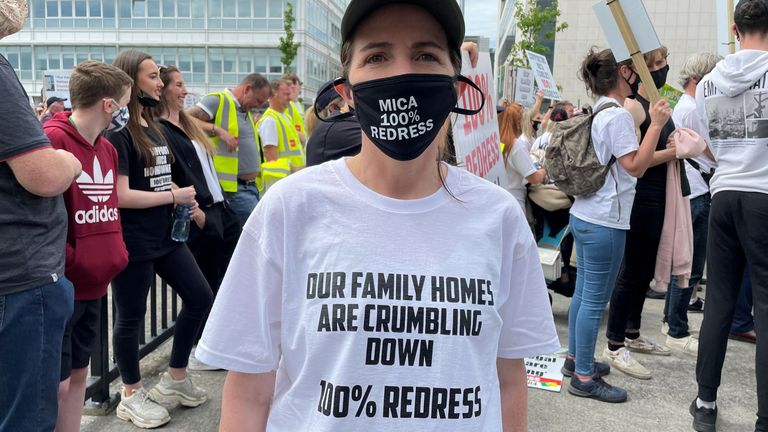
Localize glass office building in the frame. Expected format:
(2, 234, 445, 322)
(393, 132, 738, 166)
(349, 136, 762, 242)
(1, 0, 349, 104)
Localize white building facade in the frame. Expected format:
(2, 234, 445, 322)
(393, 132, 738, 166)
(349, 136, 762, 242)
(0, 0, 348, 105)
(498, 0, 732, 106)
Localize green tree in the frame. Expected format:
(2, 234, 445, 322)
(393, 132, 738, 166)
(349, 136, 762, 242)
(508, 0, 568, 68)
(278, 2, 300, 72)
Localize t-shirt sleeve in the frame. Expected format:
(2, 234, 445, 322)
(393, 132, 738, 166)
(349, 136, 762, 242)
(509, 138, 537, 180)
(694, 81, 713, 149)
(105, 130, 132, 176)
(258, 117, 279, 147)
(603, 110, 638, 159)
(197, 94, 221, 120)
(0, 60, 51, 161)
(496, 206, 560, 359)
(195, 194, 285, 373)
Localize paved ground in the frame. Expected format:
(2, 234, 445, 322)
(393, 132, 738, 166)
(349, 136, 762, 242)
(81, 288, 759, 432)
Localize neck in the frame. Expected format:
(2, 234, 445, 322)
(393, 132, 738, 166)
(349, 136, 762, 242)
(684, 82, 696, 97)
(604, 91, 626, 106)
(346, 136, 446, 200)
(69, 110, 104, 145)
(231, 87, 246, 107)
(740, 34, 768, 51)
(270, 103, 286, 112)
(163, 106, 181, 125)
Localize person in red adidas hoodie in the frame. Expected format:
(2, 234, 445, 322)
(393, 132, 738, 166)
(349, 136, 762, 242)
(44, 60, 133, 432)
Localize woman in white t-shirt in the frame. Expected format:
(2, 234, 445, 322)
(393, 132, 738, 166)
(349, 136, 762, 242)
(565, 48, 671, 403)
(195, 1, 560, 431)
(498, 104, 545, 209)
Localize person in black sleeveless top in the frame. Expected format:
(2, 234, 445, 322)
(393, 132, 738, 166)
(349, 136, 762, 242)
(603, 47, 690, 379)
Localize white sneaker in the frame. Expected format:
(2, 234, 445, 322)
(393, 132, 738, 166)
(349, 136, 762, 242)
(662, 322, 699, 337)
(625, 335, 671, 356)
(602, 347, 652, 380)
(148, 372, 207, 407)
(666, 335, 699, 357)
(116, 387, 171, 429)
(188, 350, 222, 371)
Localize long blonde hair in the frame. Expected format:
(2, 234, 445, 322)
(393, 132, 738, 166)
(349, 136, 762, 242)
(498, 104, 524, 165)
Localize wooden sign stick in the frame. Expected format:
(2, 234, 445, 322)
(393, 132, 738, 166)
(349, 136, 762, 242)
(728, 0, 736, 54)
(606, 0, 661, 104)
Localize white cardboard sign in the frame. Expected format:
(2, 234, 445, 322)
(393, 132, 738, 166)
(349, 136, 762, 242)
(42, 69, 72, 108)
(514, 68, 536, 108)
(525, 51, 562, 101)
(452, 52, 509, 189)
(592, 0, 661, 62)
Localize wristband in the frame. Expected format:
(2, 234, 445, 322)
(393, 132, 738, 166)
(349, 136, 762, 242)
(170, 189, 175, 204)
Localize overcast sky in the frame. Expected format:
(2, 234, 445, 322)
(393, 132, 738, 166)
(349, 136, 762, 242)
(463, 0, 499, 48)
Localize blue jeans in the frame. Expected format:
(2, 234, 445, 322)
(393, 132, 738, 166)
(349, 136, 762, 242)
(224, 182, 260, 227)
(732, 267, 754, 333)
(664, 193, 711, 338)
(568, 216, 627, 376)
(0, 277, 74, 432)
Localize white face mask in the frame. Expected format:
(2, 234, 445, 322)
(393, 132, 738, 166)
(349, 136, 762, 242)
(0, 0, 28, 39)
(106, 99, 130, 132)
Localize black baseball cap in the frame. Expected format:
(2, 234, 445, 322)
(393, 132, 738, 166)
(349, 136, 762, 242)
(316, 79, 341, 111)
(46, 96, 67, 106)
(341, 0, 465, 54)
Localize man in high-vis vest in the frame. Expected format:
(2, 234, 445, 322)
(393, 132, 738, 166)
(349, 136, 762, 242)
(256, 79, 305, 192)
(188, 73, 270, 226)
(283, 73, 307, 146)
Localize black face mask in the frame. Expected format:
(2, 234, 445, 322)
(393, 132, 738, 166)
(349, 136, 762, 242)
(623, 69, 640, 99)
(321, 74, 484, 161)
(138, 91, 160, 108)
(650, 64, 670, 89)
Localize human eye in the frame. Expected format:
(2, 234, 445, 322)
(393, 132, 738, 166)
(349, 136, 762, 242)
(416, 52, 439, 62)
(365, 53, 386, 64)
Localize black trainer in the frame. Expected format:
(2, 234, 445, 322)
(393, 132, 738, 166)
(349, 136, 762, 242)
(561, 358, 611, 377)
(568, 375, 627, 403)
(688, 298, 705, 312)
(690, 399, 717, 432)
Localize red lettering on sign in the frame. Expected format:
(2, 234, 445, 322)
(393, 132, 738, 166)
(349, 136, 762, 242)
(464, 132, 500, 179)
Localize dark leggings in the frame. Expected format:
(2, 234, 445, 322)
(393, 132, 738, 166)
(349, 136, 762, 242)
(112, 245, 212, 385)
(605, 196, 665, 342)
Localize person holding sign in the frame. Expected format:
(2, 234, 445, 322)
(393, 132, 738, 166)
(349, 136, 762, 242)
(195, 1, 560, 431)
(691, 1, 768, 430)
(566, 47, 670, 403)
(604, 46, 682, 378)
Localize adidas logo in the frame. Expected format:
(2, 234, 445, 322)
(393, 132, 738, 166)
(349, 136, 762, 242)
(76, 156, 114, 203)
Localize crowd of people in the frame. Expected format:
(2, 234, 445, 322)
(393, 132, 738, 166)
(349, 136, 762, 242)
(0, 0, 766, 431)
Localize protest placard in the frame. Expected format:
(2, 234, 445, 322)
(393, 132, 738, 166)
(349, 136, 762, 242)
(42, 70, 72, 108)
(525, 355, 566, 393)
(525, 51, 562, 101)
(452, 52, 509, 189)
(514, 68, 536, 108)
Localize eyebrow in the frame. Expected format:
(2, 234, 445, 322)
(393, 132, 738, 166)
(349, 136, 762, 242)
(358, 40, 446, 52)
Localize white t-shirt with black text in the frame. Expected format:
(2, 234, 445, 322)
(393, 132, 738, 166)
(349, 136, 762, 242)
(505, 136, 537, 209)
(570, 97, 639, 230)
(197, 158, 560, 432)
(672, 94, 715, 200)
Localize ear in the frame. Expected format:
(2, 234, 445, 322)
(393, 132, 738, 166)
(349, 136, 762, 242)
(336, 82, 354, 108)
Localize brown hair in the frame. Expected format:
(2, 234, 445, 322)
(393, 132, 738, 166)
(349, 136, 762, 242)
(735, 0, 768, 35)
(643, 46, 669, 67)
(579, 47, 632, 98)
(156, 65, 215, 155)
(112, 50, 167, 165)
(270, 78, 292, 93)
(498, 104, 524, 165)
(69, 61, 133, 110)
(282, 73, 301, 85)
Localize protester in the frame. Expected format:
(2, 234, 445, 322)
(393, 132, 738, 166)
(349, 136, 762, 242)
(41, 96, 68, 124)
(498, 104, 545, 209)
(108, 50, 212, 428)
(156, 65, 241, 371)
(306, 79, 361, 167)
(44, 60, 132, 432)
(0, 2, 82, 430)
(189, 74, 271, 226)
(691, 1, 768, 429)
(196, 1, 559, 430)
(604, 46, 681, 379)
(661, 52, 721, 357)
(566, 47, 671, 402)
(257, 79, 306, 172)
(283, 73, 307, 145)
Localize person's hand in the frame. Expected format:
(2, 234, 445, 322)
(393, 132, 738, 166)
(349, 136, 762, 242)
(189, 201, 206, 229)
(460, 41, 479, 68)
(536, 90, 545, 101)
(215, 127, 238, 152)
(649, 99, 671, 127)
(56, 149, 82, 179)
(667, 136, 677, 151)
(173, 186, 196, 205)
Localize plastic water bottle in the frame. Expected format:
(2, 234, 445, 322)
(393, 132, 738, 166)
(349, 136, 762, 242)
(171, 204, 191, 242)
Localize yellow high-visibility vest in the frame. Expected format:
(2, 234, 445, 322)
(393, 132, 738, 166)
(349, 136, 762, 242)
(287, 100, 306, 138)
(210, 91, 260, 192)
(257, 107, 306, 171)
(259, 159, 292, 195)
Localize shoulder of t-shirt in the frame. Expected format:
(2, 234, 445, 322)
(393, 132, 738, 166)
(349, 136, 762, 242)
(105, 128, 132, 148)
(197, 93, 222, 118)
(448, 166, 519, 211)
